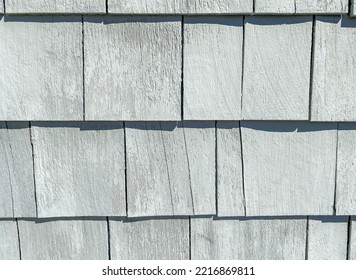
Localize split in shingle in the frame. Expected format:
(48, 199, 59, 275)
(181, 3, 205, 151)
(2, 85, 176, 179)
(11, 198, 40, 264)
(0, 219, 20, 260)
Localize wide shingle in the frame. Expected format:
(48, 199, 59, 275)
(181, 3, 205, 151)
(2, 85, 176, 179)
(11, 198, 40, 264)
(191, 217, 307, 260)
(307, 216, 348, 260)
(311, 16, 356, 121)
(242, 17, 312, 120)
(6, 0, 106, 14)
(254, 0, 295, 14)
(216, 122, 244, 216)
(110, 217, 189, 260)
(295, 0, 348, 14)
(126, 122, 215, 217)
(184, 16, 243, 120)
(0, 219, 20, 260)
(0, 16, 83, 120)
(84, 16, 181, 121)
(18, 218, 108, 260)
(242, 122, 337, 216)
(32, 122, 126, 217)
(0, 123, 36, 218)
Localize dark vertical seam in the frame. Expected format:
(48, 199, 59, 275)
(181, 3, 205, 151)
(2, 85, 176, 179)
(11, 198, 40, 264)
(29, 122, 38, 217)
(183, 124, 195, 215)
(294, 0, 297, 14)
(239, 122, 246, 216)
(82, 16, 86, 121)
(106, 0, 109, 14)
(106, 217, 111, 260)
(215, 121, 218, 215)
(305, 216, 309, 260)
(16, 219, 22, 260)
(349, 0, 352, 16)
(308, 16, 316, 121)
(240, 16, 245, 114)
(346, 216, 352, 260)
(188, 216, 191, 260)
(123, 122, 128, 216)
(181, 16, 184, 120)
(252, 0, 255, 13)
(3, 0, 5, 13)
(333, 123, 339, 215)
(5, 122, 15, 217)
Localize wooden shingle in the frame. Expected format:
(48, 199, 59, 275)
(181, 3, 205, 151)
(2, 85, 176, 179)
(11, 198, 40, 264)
(295, 0, 348, 14)
(254, 0, 295, 14)
(0, 219, 20, 260)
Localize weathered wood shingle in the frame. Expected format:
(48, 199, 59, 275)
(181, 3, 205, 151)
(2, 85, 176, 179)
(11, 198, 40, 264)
(0, 16, 83, 120)
(84, 16, 182, 121)
(6, 0, 106, 14)
(242, 17, 312, 120)
(307, 216, 348, 260)
(295, 0, 349, 14)
(0, 219, 20, 260)
(184, 16, 243, 120)
(191, 217, 307, 259)
(32, 122, 126, 217)
(242, 122, 337, 216)
(126, 122, 215, 217)
(350, 217, 356, 260)
(311, 16, 356, 121)
(255, 0, 295, 14)
(110, 217, 189, 260)
(18, 218, 108, 260)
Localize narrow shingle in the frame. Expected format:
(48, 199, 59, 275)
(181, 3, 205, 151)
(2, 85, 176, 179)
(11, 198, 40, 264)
(0, 219, 20, 260)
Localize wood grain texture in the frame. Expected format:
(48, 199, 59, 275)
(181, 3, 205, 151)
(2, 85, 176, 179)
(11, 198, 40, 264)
(0, 219, 20, 260)
(0, 1, 3, 13)
(350, 217, 356, 260)
(108, 0, 253, 14)
(126, 122, 215, 217)
(110, 217, 189, 260)
(295, 0, 348, 14)
(216, 122, 244, 216)
(311, 16, 356, 121)
(353, 0, 356, 16)
(6, 0, 106, 14)
(242, 122, 337, 216)
(32, 122, 126, 217)
(307, 216, 348, 260)
(18, 218, 108, 260)
(191, 217, 307, 260)
(242, 17, 312, 120)
(184, 17, 243, 120)
(255, 0, 295, 14)
(336, 124, 356, 215)
(84, 16, 181, 121)
(0, 16, 83, 120)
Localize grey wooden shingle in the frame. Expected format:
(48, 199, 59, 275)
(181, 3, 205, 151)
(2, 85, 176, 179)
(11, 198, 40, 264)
(191, 217, 307, 260)
(126, 121, 215, 217)
(350, 217, 356, 260)
(0, 16, 83, 120)
(242, 17, 312, 120)
(108, 0, 253, 14)
(18, 218, 108, 260)
(336, 124, 356, 215)
(242, 122, 337, 216)
(6, 0, 106, 14)
(0, 123, 36, 218)
(0, 219, 20, 260)
(32, 122, 126, 217)
(295, 0, 348, 14)
(0, 1, 3, 13)
(216, 122, 244, 216)
(311, 16, 356, 121)
(254, 0, 295, 14)
(184, 17, 243, 120)
(307, 216, 348, 260)
(110, 217, 189, 260)
(352, 0, 356, 16)
(84, 16, 181, 121)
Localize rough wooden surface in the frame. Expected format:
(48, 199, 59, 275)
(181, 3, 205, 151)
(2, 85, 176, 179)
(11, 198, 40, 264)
(108, 0, 253, 14)
(32, 122, 126, 217)
(350, 217, 356, 260)
(307, 216, 348, 260)
(18, 218, 108, 260)
(84, 16, 181, 121)
(126, 122, 215, 217)
(255, 0, 295, 14)
(191, 217, 307, 259)
(336, 124, 356, 215)
(242, 17, 312, 120)
(184, 17, 243, 120)
(353, 0, 356, 16)
(6, 0, 106, 14)
(311, 16, 356, 121)
(295, 0, 348, 14)
(0, 1, 3, 13)
(110, 217, 189, 260)
(242, 121, 337, 216)
(217, 122, 244, 216)
(0, 219, 20, 260)
(0, 16, 83, 120)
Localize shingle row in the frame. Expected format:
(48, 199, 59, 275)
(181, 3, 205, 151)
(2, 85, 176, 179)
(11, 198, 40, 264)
(2, 121, 356, 218)
(0, 15, 355, 121)
(0, 216, 354, 260)
(0, 0, 354, 15)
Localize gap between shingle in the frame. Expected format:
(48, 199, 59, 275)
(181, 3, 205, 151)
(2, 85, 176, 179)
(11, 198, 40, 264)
(240, 16, 246, 114)
(106, 0, 109, 14)
(5, 122, 15, 218)
(123, 122, 128, 216)
(346, 216, 352, 260)
(188, 216, 192, 260)
(215, 121, 218, 216)
(239, 122, 247, 216)
(2, 0, 5, 14)
(106, 217, 111, 260)
(305, 216, 309, 260)
(333, 123, 339, 215)
(252, 0, 255, 13)
(16, 219, 22, 260)
(81, 16, 86, 121)
(29, 122, 38, 217)
(308, 16, 316, 121)
(181, 16, 184, 120)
